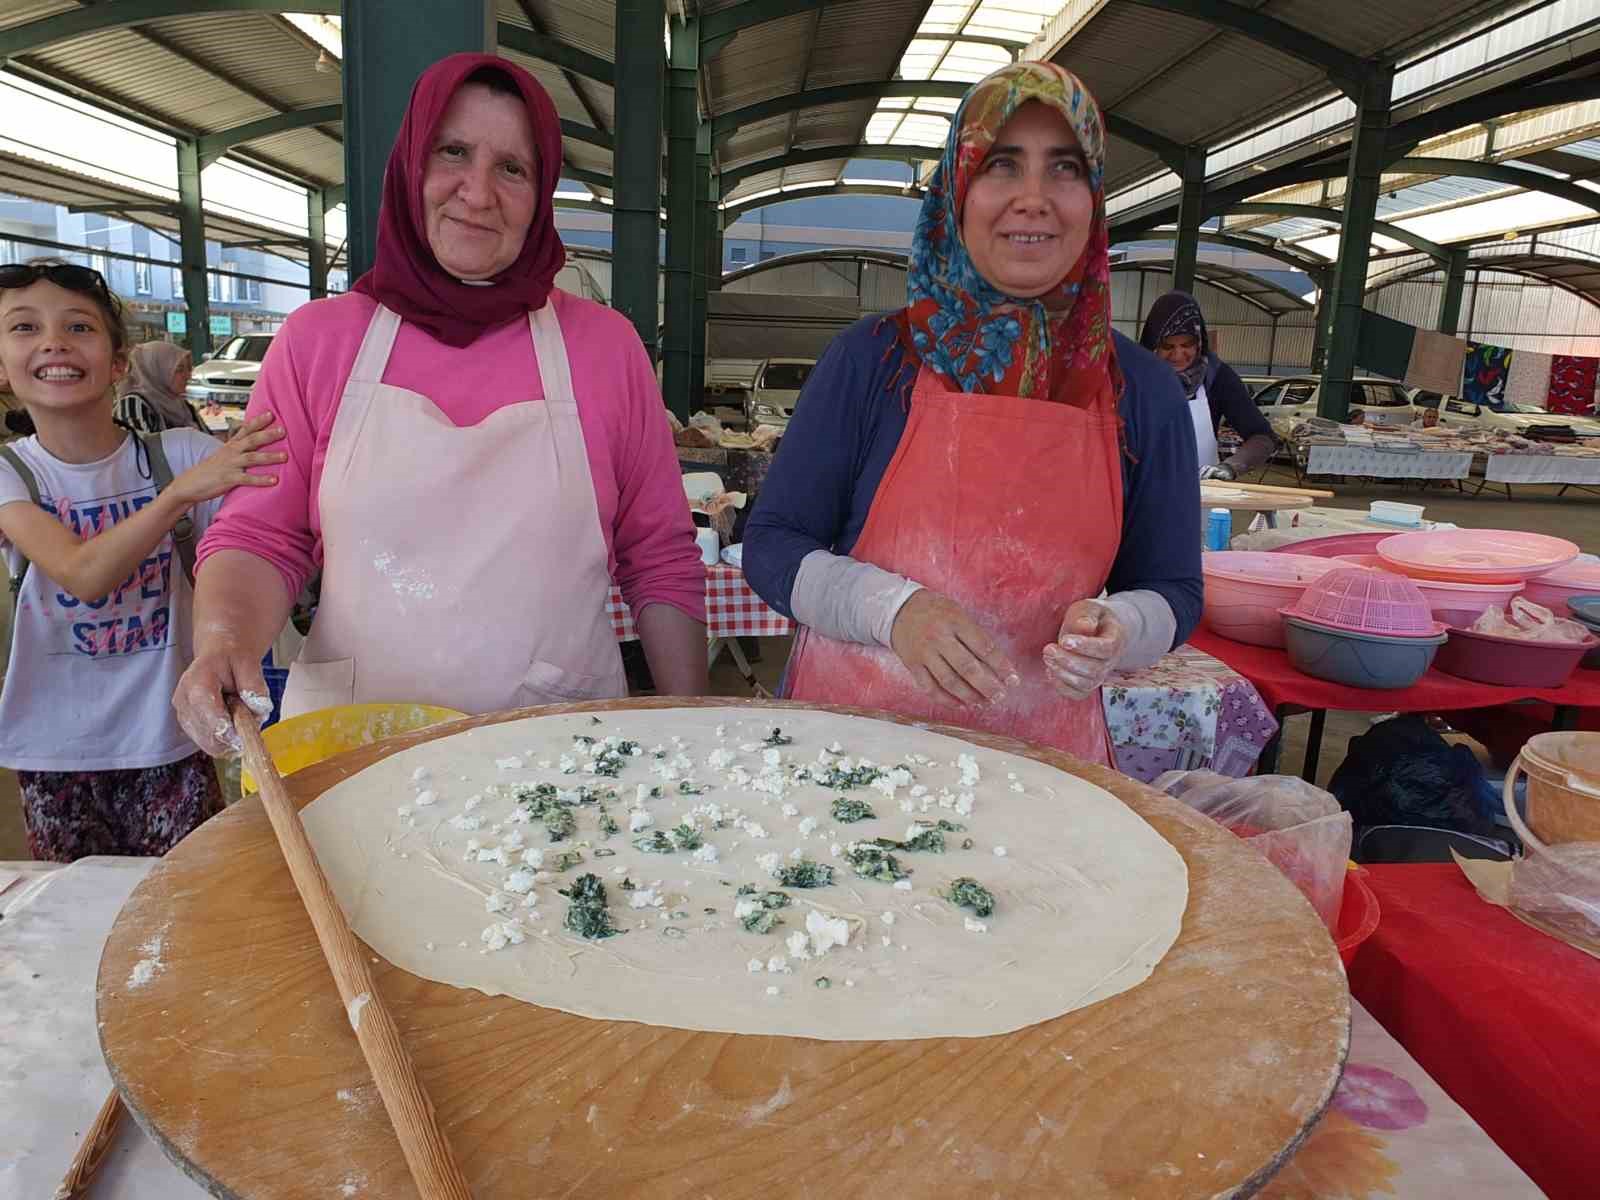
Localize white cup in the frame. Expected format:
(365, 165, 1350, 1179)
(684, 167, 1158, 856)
(696, 526, 720, 566)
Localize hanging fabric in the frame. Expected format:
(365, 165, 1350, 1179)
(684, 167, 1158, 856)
(1504, 349, 1554, 411)
(1354, 310, 1416, 381)
(1548, 355, 1600, 416)
(1404, 330, 1470, 397)
(1462, 342, 1514, 410)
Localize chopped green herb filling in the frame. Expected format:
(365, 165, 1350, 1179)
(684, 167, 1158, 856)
(677, 781, 706, 795)
(944, 876, 995, 918)
(774, 860, 834, 888)
(830, 796, 876, 823)
(632, 831, 675, 854)
(763, 728, 794, 747)
(737, 889, 791, 933)
(844, 843, 909, 883)
(560, 873, 621, 939)
(669, 822, 702, 851)
(598, 811, 620, 838)
(808, 763, 886, 790)
(551, 850, 584, 872)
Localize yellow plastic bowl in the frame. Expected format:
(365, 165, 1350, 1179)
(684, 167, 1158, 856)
(240, 702, 467, 795)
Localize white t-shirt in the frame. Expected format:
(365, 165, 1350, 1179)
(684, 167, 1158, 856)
(0, 429, 223, 771)
(1188, 383, 1220, 469)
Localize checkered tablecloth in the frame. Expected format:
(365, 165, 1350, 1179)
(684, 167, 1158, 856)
(608, 563, 794, 641)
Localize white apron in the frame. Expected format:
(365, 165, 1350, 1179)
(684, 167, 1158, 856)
(1189, 382, 1220, 468)
(281, 302, 626, 717)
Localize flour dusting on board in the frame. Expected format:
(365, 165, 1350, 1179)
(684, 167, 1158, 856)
(346, 992, 370, 1031)
(127, 933, 165, 988)
(338, 1172, 367, 1196)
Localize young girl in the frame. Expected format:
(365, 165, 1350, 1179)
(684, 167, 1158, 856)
(0, 260, 287, 861)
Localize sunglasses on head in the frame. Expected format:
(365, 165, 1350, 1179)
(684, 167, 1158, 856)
(0, 262, 112, 297)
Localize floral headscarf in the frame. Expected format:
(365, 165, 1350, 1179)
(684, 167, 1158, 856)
(891, 61, 1119, 410)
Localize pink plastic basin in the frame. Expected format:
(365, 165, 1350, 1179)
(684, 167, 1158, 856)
(1282, 566, 1446, 638)
(1202, 552, 1337, 647)
(1377, 530, 1579, 583)
(1272, 533, 1389, 559)
(1521, 557, 1600, 617)
(1434, 625, 1599, 688)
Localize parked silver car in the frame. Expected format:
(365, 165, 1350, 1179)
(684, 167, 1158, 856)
(186, 333, 274, 408)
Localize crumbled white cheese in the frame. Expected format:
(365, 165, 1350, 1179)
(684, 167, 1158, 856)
(558, 754, 576, 774)
(756, 852, 782, 877)
(396, 806, 411, 818)
(964, 917, 988, 934)
(785, 930, 812, 960)
(448, 813, 482, 831)
(411, 766, 430, 783)
(958, 754, 980, 786)
(881, 935, 892, 947)
(881, 911, 896, 926)
(909, 784, 929, 799)
(464, 838, 481, 859)
(741, 742, 762, 753)
(955, 793, 975, 817)
(829, 842, 842, 857)
(635, 783, 655, 805)
(707, 748, 735, 770)
(520, 847, 545, 868)
(780, 803, 799, 818)
(537, 760, 552, 770)
(485, 892, 513, 915)
(892, 879, 913, 891)
(463, 794, 482, 812)
(766, 955, 790, 974)
(480, 921, 525, 951)
(805, 909, 850, 956)
(501, 828, 525, 851)
(629, 887, 664, 910)
(425, 941, 435, 951)
(1009, 782, 1025, 793)
(414, 789, 437, 807)
(766, 985, 780, 995)
(503, 869, 537, 894)
(763, 748, 782, 767)
(898, 796, 916, 815)
(495, 756, 524, 771)
(993, 846, 1008, 857)
(671, 753, 693, 772)
(740, 820, 769, 839)
(747, 957, 764, 973)
(734, 897, 762, 921)
(788, 847, 805, 861)
(475, 845, 509, 866)
(692, 843, 719, 864)
(797, 817, 818, 837)
(629, 809, 654, 832)
(828, 741, 843, 754)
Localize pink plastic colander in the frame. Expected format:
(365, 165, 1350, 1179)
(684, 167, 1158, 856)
(1280, 567, 1447, 638)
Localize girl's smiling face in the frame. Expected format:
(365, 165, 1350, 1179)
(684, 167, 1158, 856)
(0, 279, 125, 414)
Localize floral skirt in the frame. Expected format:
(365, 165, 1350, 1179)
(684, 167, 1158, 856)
(18, 751, 222, 862)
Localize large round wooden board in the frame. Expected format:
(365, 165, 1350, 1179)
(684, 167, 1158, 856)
(98, 699, 1349, 1199)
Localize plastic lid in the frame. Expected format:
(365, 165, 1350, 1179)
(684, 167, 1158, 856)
(1281, 566, 1446, 637)
(1376, 529, 1579, 582)
(1536, 555, 1600, 589)
(1201, 551, 1338, 587)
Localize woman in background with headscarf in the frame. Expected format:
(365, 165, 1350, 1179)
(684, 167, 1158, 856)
(743, 62, 1202, 763)
(113, 341, 206, 434)
(1140, 290, 1276, 481)
(174, 53, 706, 753)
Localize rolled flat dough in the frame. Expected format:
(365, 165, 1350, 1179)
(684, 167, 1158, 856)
(301, 707, 1188, 1041)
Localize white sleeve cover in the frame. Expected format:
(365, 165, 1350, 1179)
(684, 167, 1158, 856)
(1100, 589, 1179, 672)
(790, 548, 924, 648)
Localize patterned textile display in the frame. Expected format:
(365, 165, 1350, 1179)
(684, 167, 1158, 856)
(1404, 330, 1470, 397)
(1547, 354, 1600, 415)
(1462, 342, 1513, 410)
(1504, 349, 1554, 411)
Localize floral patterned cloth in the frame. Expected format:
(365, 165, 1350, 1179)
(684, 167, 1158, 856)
(891, 61, 1119, 411)
(1102, 645, 1278, 782)
(18, 751, 222, 862)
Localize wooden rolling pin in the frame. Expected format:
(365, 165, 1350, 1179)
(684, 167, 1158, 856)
(54, 1089, 124, 1198)
(229, 698, 473, 1200)
(1216, 480, 1334, 499)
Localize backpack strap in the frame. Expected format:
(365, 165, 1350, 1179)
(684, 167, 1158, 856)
(0, 442, 41, 597)
(139, 432, 196, 586)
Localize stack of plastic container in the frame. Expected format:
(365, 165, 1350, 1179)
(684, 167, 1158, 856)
(1200, 552, 1337, 647)
(1279, 568, 1447, 689)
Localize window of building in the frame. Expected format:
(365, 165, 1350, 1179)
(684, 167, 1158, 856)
(240, 274, 261, 303)
(171, 266, 184, 295)
(88, 252, 108, 279)
(729, 247, 747, 263)
(133, 257, 152, 295)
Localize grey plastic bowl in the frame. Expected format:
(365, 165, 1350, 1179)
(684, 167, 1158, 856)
(1283, 616, 1446, 690)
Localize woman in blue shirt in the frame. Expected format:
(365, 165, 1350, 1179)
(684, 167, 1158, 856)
(743, 62, 1202, 763)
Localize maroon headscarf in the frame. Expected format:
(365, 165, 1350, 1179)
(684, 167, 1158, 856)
(353, 53, 565, 348)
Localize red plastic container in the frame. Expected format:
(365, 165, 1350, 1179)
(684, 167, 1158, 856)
(1336, 866, 1380, 967)
(1434, 625, 1600, 687)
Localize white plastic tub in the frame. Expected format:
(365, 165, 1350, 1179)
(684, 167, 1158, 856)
(1369, 500, 1425, 527)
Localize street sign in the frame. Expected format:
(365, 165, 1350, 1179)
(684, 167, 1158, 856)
(165, 311, 187, 334)
(208, 315, 234, 337)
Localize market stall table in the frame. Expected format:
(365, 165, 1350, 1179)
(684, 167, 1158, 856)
(1482, 449, 1600, 496)
(1304, 444, 1475, 482)
(4, 854, 1540, 1199)
(608, 562, 793, 685)
(1348, 862, 1600, 1200)
(1186, 626, 1600, 780)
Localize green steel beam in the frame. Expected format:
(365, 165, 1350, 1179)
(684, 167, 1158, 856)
(719, 143, 937, 196)
(1171, 145, 1206, 293)
(701, 0, 823, 44)
(560, 119, 613, 150)
(0, 0, 336, 58)
(175, 138, 212, 360)
(1396, 157, 1600, 215)
(325, 184, 345, 210)
(712, 80, 1187, 168)
(1321, 68, 1394, 421)
(553, 196, 613, 216)
(496, 23, 613, 85)
(1120, 0, 1371, 95)
(1225, 201, 1449, 262)
(1387, 77, 1600, 158)
(307, 187, 328, 300)
(69, 203, 177, 216)
(721, 182, 924, 224)
(612, 0, 665, 361)
(197, 104, 342, 169)
(693, 132, 716, 413)
(342, 0, 494, 279)
(1438, 247, 1468, 335)
(562, 166, 614, 192)
(1121, 228, 1332, 279)
(663, 17, 700, 421)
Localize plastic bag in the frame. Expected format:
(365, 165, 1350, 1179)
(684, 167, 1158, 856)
(1155, 769, 1352, 932)
(1508, 842, 1600, 954)
(1471, 596, 1591, 644)
(1329, 714, 1501, 837)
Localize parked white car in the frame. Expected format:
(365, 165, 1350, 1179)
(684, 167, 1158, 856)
(1252, 375, 1416, 436)
(1409, 390, 1600, 439)
(744, 357, 815, 431)
(186, 333, 275, 408)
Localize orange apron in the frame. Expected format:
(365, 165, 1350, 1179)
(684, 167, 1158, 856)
(785, 366, 1124, 764)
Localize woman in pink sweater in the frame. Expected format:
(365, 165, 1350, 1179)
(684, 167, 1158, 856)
(175, 54, 706, 753)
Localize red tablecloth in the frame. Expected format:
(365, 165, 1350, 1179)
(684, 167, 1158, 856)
(1188, 626, 1600, 714)
(607, 563, 793, 641)
(1348, 863, 1600, 1200)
